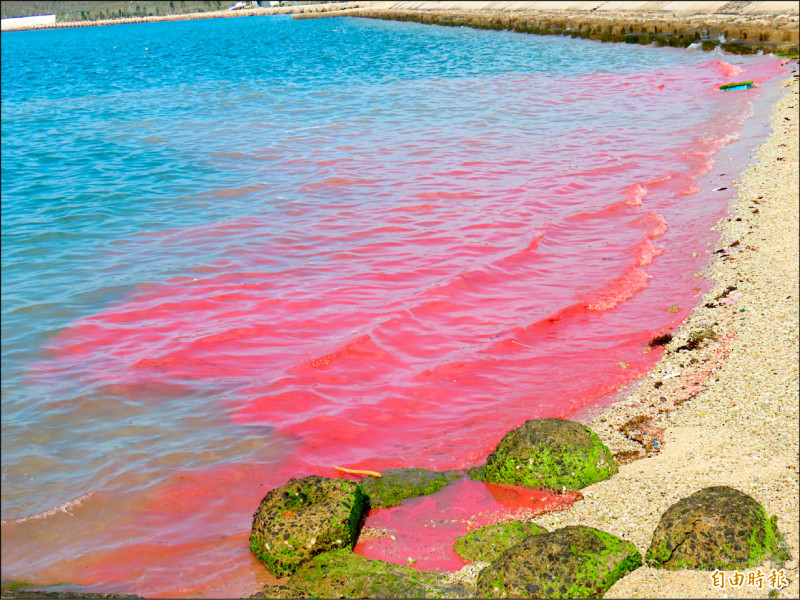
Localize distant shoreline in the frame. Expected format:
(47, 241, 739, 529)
(349, 1, 799, 56)
(0, 2, 369, 32)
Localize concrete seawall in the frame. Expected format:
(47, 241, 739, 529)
(346, 1, 799, 55)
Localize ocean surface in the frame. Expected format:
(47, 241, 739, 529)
(0, 13, 788, 598)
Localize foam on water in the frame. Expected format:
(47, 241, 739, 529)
(1, 14, 788, 598)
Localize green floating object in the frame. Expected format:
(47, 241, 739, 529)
(720, 80, 753, 91)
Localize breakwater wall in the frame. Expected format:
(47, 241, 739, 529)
(348, 1, 799, 56)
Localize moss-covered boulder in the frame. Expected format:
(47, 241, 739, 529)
(469, 419, 617, 491)
(358, 468, 462, 508)
(248, 585, 312, 599)
(476, 525, 642, 598)
(288, 549, 468, 598)
(646, 486, 790, 570)
(454, 521, 548, 563)
(249, 475, 367, 577)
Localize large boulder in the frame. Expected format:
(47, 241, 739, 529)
(249, 476, 367, 577)
(358, 468, 462, 508)
(646, 486, 790, 570)
(454, 521, 548, 563)
(476, 525, 642, 599)
(469, 419, 617, 491)
(288, 549, 468, 598)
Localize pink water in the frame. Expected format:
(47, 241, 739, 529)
(1, 38, 788, 598)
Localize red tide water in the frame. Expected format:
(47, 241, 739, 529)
(354, 478, 581, 572)
(2, 54, 787, 598)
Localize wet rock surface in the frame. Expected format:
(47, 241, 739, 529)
(454, 521, 548, 563)
(646, 486, 790, 570)
(358, 468, 462, 508)
(250, 475, 367, 577)
(469, 418, 617, 491)
(247, 585, 313, 599)
(476, 525, 642, 599)
(287, 549, 468, 598)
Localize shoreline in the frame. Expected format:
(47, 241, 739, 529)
(0, 2, 371, 32)
(440, 67, 799, 600)
(527, 69, 799, 598)
(1, 6, 797, 599)
(348, 2, 799, 56)
(3, 1, 799, 60)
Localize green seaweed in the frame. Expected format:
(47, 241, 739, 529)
(477, 526, 641, 598)
(358, 468, 462, 508)
(454, 521, 548, 563)
(289, 550, 467, 599)
(471, 420, 617, 491)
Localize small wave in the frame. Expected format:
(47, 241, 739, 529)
(1, 491, 95, 526)
(634, 211, 669, 239)
(624, 183, 648, 207)
(633, 239, 663, 267)
(710, 59, 744, 78)
(585, 266, 651, 312)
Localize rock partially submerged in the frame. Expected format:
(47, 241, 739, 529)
(0, 581, 142, 599)
(249, 475, 367, 577)
(358, 468, 462, 508)
(248, 585, 313, 599)
(476, 525, 642, 599)
(646, 486, 791, 570)
(454, 521, 548, 563)
(469, 418, 617, 491)
(287, 549, 468, 598)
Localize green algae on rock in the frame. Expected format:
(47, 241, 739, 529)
(248, 585, 314, 599)
(469, 418, 617, 491)
(358, 468, 463, 508)
(249, 475, 367, 578)
(287, 549, 468, 599)
(454, 521, 548, 563)
(0, 581, 143, 599)
(476, 525, 642, 599)
(646, 486, 791, 570)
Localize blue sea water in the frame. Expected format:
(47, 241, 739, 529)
(1, 13, 787, 597)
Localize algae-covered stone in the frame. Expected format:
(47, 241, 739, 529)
(289, 549, 468, 599)
(476, 525, 642, 599)
(646, 486, 791, 570)
(469, 418, 617, 491)
(0, 582, 142, 599)
(358, 468, 462, 508)
(249, 475, 366, 577)
(454, 521, 548, 563)
(248, 585, 313, 599)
